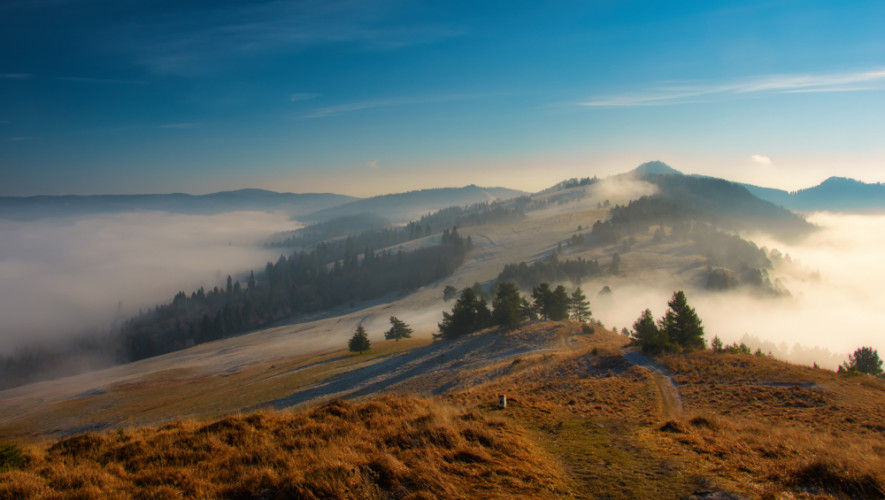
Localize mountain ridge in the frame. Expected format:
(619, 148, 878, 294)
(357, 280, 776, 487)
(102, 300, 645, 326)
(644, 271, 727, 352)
(0, 190, 358, 220)
(299, 184, 528, 224)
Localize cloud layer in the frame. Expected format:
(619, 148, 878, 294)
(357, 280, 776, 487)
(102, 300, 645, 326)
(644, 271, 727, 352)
(0, 211, 297, 353)
(593, 212, 885, 368)
(579, 68, 885, 108)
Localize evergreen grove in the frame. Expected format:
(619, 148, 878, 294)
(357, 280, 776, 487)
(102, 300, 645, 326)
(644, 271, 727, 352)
(436, 282, 591, 339)
(630, 290, 706, 354)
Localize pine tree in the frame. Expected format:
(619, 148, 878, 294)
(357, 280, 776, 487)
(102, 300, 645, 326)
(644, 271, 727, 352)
(549, 285, 570, 321)
(349, 325, 371, 353)
(660, 290, 706, 351)
(532, 283, 553, 320)
(492, 282, 523, 330)
(520, 297, 538, 321)
(569, 286, 592, 322)
(437, 288, 492, 339)
(632, 308, 668, 353)
(384, 316, 413, 342)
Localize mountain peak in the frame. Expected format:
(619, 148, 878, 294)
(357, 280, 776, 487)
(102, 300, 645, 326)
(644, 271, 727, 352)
(632, 161, 682, 176)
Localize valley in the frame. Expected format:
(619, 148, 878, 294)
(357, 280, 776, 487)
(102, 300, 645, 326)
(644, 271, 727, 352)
(1, 167, 884, 498)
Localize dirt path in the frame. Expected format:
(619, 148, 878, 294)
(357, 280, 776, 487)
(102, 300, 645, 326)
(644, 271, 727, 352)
(622, 349, 683, 420)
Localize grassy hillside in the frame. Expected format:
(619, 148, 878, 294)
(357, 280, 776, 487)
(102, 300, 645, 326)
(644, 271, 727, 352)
(4, 322, 882, 498)
(0, 396, 570, 499)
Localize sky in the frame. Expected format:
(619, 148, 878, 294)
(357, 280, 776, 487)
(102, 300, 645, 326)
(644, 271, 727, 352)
(1, 0, 883, 197)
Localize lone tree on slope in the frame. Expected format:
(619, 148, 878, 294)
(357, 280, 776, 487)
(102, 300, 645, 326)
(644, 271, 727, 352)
(839, 346, 883, 376)
(349, 325, 371, 354)
(384, 316, 413, 342)
(660, 290, 706, 351)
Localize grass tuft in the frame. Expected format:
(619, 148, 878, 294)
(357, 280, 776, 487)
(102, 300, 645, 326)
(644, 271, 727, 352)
(790, 459, 885, 499)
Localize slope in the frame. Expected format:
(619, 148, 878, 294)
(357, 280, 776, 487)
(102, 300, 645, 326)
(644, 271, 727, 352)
(299, 185, 527, 224)
(743, 176, 885, 212)
(5, 321, 882, 499)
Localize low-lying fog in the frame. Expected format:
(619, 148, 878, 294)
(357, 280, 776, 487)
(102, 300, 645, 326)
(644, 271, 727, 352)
(1, 206, 882, 372)
(595, 212, 885, 369)
(0, 211, 298, 354)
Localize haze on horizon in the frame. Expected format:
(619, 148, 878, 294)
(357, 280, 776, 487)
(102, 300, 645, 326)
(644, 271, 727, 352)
(1, 1, 884, 198)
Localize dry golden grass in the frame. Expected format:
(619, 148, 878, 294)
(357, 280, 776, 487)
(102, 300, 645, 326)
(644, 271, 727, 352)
(445, 325, 705, 498)
(4, 323, 884, 499)
(651, 351, 885, 499)
(0, 337, 432, 441)
(0, 395, 571, 499)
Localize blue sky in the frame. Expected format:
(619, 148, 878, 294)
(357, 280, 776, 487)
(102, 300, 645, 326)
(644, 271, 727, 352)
(1, 0, 883, 196)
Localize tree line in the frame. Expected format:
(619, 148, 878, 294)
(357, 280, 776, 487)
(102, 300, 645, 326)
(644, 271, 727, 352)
(496, 254, 602, 289)
(0, 227, 472, 390)
(434, 282, 591, 339)
(118, 228, 471, 361)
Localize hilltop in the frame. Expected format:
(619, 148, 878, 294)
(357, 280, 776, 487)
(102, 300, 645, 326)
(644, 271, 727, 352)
(2, 323, 883, 498)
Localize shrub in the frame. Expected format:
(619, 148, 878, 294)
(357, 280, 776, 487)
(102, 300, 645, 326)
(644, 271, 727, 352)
(0, 442, 25, 471)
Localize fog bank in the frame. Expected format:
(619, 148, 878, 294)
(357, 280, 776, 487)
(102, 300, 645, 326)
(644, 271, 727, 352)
(594, 212, 885, 369)
(0, 211, 298, 353)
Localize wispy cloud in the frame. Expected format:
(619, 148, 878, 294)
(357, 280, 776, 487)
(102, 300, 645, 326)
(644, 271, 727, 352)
(579, 68, 885, 108)
(127, 1, 464, 76)
(367, 160, 378, 169)
(301, 93, 482, 119)
(1, 73, 32, 79)
(751, 154, 772, 165)
(290, 93, 320, 102)
(159, 122, 200, 129)
(57, 76, 147, 85)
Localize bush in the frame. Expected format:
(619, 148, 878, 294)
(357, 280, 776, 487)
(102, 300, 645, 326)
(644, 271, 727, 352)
(0, 442, 25, 471)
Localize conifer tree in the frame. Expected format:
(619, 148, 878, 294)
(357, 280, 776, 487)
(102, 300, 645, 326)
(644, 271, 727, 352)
(492, 282, 523, 330)
(632, 309, 668, 353)
(531, 283, 553, 320)
(549, 285, 570, 321)
(569, 286, 592, 322)
(437, 288, 492, 339)
(384, 316, 413, 342)
(660, 290, 706, 351)
(520, 297, 538, 321)
(349, 325, 371, 353)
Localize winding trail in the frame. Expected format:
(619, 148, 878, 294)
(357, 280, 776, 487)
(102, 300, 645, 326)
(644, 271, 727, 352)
(622, 349, 684, 420)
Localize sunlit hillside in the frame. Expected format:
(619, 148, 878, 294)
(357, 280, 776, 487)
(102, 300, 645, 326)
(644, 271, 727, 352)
(3, 323, 883, 499)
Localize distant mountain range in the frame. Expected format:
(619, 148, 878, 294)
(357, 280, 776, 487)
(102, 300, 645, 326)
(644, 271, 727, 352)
(3, 163, 881, 223)
(0, 185, 528, 224)
(0, 189, 357, 220)
(742, 177, 885, 212)
(298, 185, 528, 224)
(632, 161, 885, 213)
